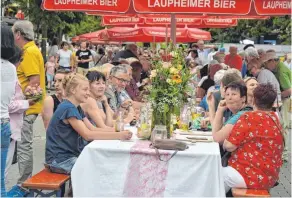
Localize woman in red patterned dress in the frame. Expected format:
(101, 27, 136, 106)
(222, 83, 284, 192)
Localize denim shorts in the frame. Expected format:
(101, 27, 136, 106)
(46, 74, 54, 82)
(46, 157, 77, 175)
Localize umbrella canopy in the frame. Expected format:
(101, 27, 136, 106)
(43, 0, 291, 16)
(95, 26, 211, 42)
(100, 15, 238, 28)
(78, 29, 106, 40)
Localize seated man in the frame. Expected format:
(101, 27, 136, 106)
(105, 65, 135, 124)
(42, 69, 69, 129)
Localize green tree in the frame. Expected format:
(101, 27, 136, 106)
(67, 15, 103, 37)
(207, 16, 291, 45)
(13, 0, 103, 58)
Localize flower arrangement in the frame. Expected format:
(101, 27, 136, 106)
(148, 48, 191, 137)
(24, 85, 43, 101)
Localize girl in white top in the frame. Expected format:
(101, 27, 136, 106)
(56, 41, 73, 71)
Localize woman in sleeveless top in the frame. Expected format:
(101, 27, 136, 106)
(42, 70, 68, 129)
(81, 71, 114, 129)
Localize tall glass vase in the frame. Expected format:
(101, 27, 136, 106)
(152, 107, 173, 139)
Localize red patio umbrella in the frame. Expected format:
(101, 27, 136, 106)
(100, 15, 238, 28)
(43, 0, 291, 16)
(95, 26, 211, 42)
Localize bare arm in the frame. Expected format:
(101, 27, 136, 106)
(55, 54, 59, 67)
(281, 88, 291, 98)
(204, 45, 216, 49)
(211, 100, 227, 141)
(212, 124, 234, 144)
(67, 117, 123, 141)
(104, 102, 114, 127)
(82, 99, 113, 129)
(123, 106, 135, 124)
(83, 117, 114, 132)
(223, 139, 237, 152)
(206, 92, 216, 123)
(75, 55, 80, 63)
(41, 96, 54, 130)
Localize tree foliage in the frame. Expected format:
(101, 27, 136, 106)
(67, 15, 102, 37)
(13, 0, 102, 41)
(207, 16, 291, 45)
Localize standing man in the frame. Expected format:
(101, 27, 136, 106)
(224, 46, 243, 71)
(196, 40, 215, 66)
(263, 51, 291, 162)
(76, 41, 92, 76)
(9, 20, 46, 197)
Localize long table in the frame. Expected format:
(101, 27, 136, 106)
(71, 127, 225, 197)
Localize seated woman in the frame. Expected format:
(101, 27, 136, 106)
(223, 83, 284, 192)
(45, 73, 132, 174)
(81, 71, 114, 129)
(244, 77, 258, 107)
(212, 82, 253, 144)
(196, 63, 222, 99)
(42, 69, 70, 129)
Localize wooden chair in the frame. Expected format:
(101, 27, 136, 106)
(22, 168, 70, 197)
(232, 188, 270, 197)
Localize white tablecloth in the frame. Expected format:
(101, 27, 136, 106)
(71, 127, 225, 197)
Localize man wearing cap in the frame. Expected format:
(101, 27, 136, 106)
(264, 50, 291, 161)
(9, 20, 46, 197)
(113, 43, 138, 62)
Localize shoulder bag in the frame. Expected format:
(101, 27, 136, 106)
(150, 139, 189, 162)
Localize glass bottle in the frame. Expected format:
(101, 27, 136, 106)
(115, 110, 124, 132)
(180, 105, 191, 131)
(137, 105, 151, 139)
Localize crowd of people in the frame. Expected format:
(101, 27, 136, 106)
(1, 19, 291, 197)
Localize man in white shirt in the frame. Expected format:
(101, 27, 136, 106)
(197, 40, 216, 66)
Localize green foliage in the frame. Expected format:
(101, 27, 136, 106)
(67, 15, 102, 37)
(13, 0, 102, 38)
(207, 16, 291, 45)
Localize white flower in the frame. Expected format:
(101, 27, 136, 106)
(162, 62, 171, 69)
(150, 70, 157, 78)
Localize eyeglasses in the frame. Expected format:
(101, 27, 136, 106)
(112, 76, 130, 84)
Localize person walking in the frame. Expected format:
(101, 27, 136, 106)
(8, 20, 46, 197)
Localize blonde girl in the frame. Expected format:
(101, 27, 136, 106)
(45, 73, 132, 174)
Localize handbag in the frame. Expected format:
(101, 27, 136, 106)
(221, 151, 231, 167)
(150, 139, 189, 162)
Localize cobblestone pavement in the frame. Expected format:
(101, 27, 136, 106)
(5, 115, 292, 197)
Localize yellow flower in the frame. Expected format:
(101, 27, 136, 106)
(169, 67, 179, 74)
(166, 78, 172, 84)
(172, 74, 182, 84)
(177, 65, 183, 70)
(150, 70, 157, 78)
